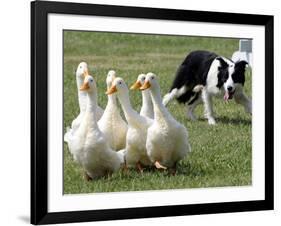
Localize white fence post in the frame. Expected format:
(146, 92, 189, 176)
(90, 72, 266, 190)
(232, 39, 252, 67)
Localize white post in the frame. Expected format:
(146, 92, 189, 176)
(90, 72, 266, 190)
(232, 39, 252, 67)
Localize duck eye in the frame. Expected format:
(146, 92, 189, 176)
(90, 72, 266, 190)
(118, 81, 122, 85)
(151, 76, 154, 80)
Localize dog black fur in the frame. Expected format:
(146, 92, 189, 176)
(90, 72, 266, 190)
(163, 50, 250, 125)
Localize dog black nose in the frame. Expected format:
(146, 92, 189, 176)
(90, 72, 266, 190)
(227, 86, 233, 91)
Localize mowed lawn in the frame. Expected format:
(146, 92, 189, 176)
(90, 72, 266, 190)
(63, 31, 252, 194)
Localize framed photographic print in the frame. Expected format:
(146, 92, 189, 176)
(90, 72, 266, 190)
(31, 0, 274, 224)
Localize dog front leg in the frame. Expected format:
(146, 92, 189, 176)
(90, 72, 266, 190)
(202, 89, 216, 125)
(234, 91, 252, 114)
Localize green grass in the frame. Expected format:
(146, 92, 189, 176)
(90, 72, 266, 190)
(63, 31, 252, 194)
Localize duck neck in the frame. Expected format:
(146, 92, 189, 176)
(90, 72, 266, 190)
(141, 90, 153, 113)
(76, 75, 87, 113)
(117, 91, 140, 123)
(107, 92, 117, 106)
(149, 86, 170, 121)
(86, 90, 98, 126)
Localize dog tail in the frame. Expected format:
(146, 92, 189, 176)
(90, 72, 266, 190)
(163, 64, 192, 106)
(163, 83, 204, 106)
(163, 83, 204, 108)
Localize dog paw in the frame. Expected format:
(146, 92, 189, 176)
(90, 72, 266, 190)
(187, 111, 197, 121)
(208, 118, 216, 125)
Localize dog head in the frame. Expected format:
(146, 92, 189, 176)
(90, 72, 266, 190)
(216, 57, 248, 101)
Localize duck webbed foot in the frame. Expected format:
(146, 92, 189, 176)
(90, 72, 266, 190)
(154, 161, 167, 170)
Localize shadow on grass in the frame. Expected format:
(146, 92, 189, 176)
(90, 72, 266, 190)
(195, 116, 251, 126)
(216, 116, 251, 126)
(176, 162, 207, 177)
(113, 163, 207, 178)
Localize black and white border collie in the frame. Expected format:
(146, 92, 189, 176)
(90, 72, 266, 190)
(163, 50, 252, 125)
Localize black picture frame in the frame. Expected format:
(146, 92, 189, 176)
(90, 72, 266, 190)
(31, 0, 274, 224)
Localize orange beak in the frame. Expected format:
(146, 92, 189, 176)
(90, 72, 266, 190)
(83, 68, 89, 77)
(80, 81, 90, 91)
(106, 85, 117, 95)
(140, 81, 151, 90)
(130, 81, 142, 90)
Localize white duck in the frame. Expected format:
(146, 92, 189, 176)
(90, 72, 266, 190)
(67, 75, 124, 180)
(130, 74, 154, 119)
(106, 77, 153, 171)
(64, 62, 104, 142)
(98, 70, 128, 151)
(140, 72, 191, 172)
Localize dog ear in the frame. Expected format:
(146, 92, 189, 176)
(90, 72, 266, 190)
(235, 60, 248, 70)
(216, 57, 228, 69)
(234, 60, 248, 75)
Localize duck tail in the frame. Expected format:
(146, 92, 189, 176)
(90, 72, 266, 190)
(64, 126, 71, 143)
(116, 149, 127, 165)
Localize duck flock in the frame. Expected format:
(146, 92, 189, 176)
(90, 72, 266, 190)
(64, 62, 191, 180)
